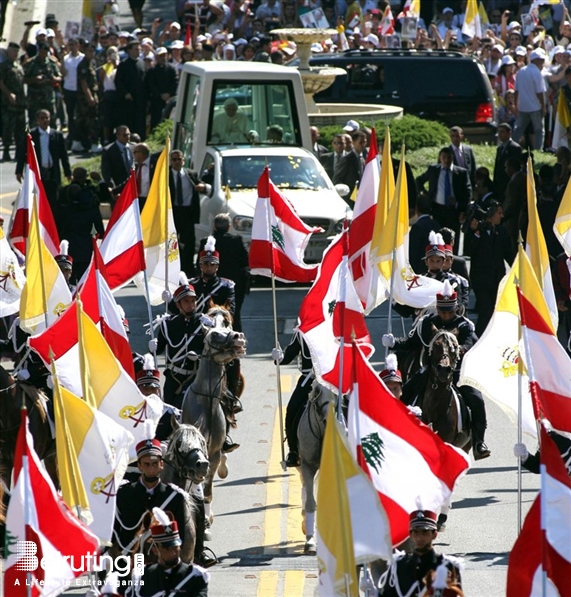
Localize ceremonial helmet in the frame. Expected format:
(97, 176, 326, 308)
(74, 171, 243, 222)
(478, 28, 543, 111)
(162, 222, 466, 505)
(379, 354, 402, 384)
(424, 231, 446, 259)
(436, 279, 458, 312)
(409, 509, 438, 531)
(55, 240, 73, 270)
(173, 271, 196, 302)
(150, 507, 182, 547)
(136, 353, 160, 388)
(199, 236, 220, 264)
(135, 438, 163, 460)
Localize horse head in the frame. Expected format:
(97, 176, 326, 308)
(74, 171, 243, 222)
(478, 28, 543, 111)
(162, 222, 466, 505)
(201, 309, 246, 365)
(427, 330, 460, 386)
(308, 381, 337, 425)
(165, 421, 210, 484)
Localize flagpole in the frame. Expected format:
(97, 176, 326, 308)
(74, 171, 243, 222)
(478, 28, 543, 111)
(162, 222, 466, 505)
(163, 138, 171, 314)
(21, 408, 33, 597)
(271, 272, 286, 469)
(336, 224, 349, 420)
(133, 196, 158, 367)
(516, 237, 523, 532)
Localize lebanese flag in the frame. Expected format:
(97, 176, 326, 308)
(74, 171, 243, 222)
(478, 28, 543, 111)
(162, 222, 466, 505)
(8, 133, 59, 258)
(379, 5, 396, 35)
(298, 228, 374, 394)
(347, 129, 385, 313)
(99, 172, 146, 291)
(518, 287, 571, 434)
(4, 410, 100, 597)
(506, 424, 571, 596)
(249, 167, 322, 283)
(79, 243, 135, 378)
(347, 344, 470, 546)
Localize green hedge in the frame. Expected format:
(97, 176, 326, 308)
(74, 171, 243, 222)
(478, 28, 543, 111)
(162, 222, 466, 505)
(317, 115, 449, 153)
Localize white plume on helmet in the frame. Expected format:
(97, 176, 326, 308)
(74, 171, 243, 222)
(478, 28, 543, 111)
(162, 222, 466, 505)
(441, 279, 454, 298)
(152, 507, 171, 528)
(142, 353, 155, 370)
(179, 271, 189, 286)
(428, 230, 438, 245)
(205, 235, 216, 252)
(59, 239, 69, 255)
(385, 353, 398, 373)
(143, 419, 155, 441)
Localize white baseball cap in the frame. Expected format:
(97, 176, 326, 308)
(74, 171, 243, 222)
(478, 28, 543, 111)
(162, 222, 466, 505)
(501, 55, 515, 65)
(343, 120, 360, 132)
(529, 47, 547, 61)
(442, 7, 454, 15)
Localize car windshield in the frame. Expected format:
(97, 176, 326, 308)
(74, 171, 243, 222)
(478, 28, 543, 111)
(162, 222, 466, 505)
(222, 155, 330, 190)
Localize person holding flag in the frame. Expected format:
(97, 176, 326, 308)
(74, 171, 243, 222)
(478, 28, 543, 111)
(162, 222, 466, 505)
(378, 509, 463, 596)
(384, 280, 491, 460)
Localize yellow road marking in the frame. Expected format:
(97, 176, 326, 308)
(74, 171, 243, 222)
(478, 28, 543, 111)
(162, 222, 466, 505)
(257, 571, 279, 597)
(0, 191, 17, 200)
(284, 570, 305, 596)
(280, 373, 293, 393)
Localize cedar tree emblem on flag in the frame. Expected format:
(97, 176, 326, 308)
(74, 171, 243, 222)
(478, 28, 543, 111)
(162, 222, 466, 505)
(362, 432, 385, 473)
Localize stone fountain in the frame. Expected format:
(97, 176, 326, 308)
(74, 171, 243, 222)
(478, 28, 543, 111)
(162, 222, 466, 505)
(271, 28, 402, 127)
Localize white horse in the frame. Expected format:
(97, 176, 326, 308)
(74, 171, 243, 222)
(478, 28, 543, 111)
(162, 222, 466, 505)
(181, 307, 246, 534)
(297, 381, 337, 554)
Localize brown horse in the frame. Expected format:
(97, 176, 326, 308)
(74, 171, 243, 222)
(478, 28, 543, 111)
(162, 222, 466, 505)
(0, 365, 56, 487)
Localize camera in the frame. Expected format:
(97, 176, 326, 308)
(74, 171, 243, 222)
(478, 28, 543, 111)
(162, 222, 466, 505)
(463, 200, 499, 233)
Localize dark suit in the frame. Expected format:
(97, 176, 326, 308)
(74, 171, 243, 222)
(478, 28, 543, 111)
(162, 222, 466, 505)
(333, 149, 364, 200)
(493, 139, 523, 203)
(408, 214, 440, 274)
(169, 168, 201, 275)
(16, 127, 72, 214)
(101, 140, 135, 190)
(416, 164, 472, 239)
(320, 151, 344, 180)
(450, 142, 476, 184)
(114, 56, 147, 139)
(391, 158, 418, 211)
(312, 142, 328, 159)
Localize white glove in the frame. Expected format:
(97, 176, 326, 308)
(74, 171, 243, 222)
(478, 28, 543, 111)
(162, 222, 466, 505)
(382, 333, 395, 348)
(187, 351, 199, 361)
(148, 338, 158, 353)
(513, 442, 529, 460)
(46, 375, 54, 390)
(161, 289, 171, 302)
(16, 369, 30, 381)
(271, 347, 284, 362)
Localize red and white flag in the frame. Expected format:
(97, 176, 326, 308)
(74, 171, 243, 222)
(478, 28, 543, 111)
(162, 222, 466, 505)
(348, 128, 385, 313)
(249, 166, 322, 283)
(347, 344, 470, 546)
(9, 133, 59, 258)
(397, 0, 420, 19)
(99, 172, 146, 291)
(298, 228, 374, 394)
(379, 5, 396, 35)
(4, 409, 100, 597)
(506, 424, 571, 596)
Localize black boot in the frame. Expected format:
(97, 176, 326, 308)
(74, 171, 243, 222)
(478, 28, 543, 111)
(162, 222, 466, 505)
(473, 441, 491, 460)
(285, 451, 300, 467)
(222, 435, 240, 453)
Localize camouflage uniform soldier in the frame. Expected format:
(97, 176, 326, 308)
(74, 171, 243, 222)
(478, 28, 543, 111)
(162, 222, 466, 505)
(0, 43, 27, 162)
(23, 42, 62, 125)
(76, 44, 100, 153)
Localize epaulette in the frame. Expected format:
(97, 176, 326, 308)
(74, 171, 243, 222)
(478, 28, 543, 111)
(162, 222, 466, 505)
(219, 277, 235, 288)
(190, 563, 211, 583)
(167, 482, 190, 500)
(443, 553, 465, 570)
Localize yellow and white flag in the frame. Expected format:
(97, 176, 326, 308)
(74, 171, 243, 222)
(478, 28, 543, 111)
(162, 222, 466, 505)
(135, 139, 181, 305)
(526, 156, 558, 328)
(373, 147, 444, 308)
(460, 254, 537, 439)
(551, 90, 571, 151)
(462, 0, 483, 38)
(19, 199, 71, 333)
(54, 371, 132, 542)
(77, 302, 163, 460)
(316, 408, 392, 596)
(554, 173, 571, 256)
(0, 228, 26, 317)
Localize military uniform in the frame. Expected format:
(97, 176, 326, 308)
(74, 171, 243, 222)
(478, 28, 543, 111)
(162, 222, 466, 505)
(156, 312, 205, 408)
(24, 54, 62, 123)
(379, 549, 463, 596)
(0, 56, 26, 160)
(76, 54, 99, 148)
(113, 479, 189, 555)
(125, 560, 209, 596)
(189, 275, 236, 317)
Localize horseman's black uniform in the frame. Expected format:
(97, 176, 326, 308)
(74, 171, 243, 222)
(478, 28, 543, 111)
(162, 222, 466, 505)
(522, 431, 571, 475)
(379, 549, 463, 596)
(155, 313, 205, 409)
(123, 560, 209, 596)
(282, 331, 314, 466)
(396, 312, 489, 452)
(189, 275, 236, 318)
(113, 479, 189, 555)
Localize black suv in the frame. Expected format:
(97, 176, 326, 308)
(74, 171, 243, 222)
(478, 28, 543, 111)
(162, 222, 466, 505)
(310, 49, 496, 142)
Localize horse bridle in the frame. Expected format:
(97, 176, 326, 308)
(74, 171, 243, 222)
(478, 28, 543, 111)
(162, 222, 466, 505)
(164, 447, 205, 483)
(307, 389, 330, 440)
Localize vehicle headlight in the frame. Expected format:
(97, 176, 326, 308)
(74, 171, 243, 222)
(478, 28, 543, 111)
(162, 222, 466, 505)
(233, 216, 253, 231)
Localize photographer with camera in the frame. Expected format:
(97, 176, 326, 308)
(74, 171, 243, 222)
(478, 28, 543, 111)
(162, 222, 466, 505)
(464, 191, 515, 336)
